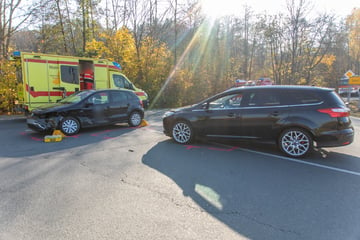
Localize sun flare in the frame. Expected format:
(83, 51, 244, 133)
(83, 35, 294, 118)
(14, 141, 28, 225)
(200, 0, 246, 18)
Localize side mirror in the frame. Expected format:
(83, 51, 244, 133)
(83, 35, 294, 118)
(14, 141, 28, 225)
(202, 102, 209, 111)
(85, 102, 94, 107)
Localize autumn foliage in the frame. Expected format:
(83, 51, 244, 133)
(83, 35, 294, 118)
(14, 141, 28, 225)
(0, 1, 359, 113)
(0, 60, 21, 113)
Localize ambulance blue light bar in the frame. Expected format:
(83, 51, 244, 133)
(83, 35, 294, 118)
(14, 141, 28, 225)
(112, 61, 122, 70)
(12, 51, 21, 57)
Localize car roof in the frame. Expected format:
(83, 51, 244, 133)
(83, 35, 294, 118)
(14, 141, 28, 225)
(225, 85, 334, 94)
(82, 89, 135, 94)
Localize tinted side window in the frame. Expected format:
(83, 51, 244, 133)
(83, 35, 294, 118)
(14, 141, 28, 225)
(284, 91, 322, 105)
(326, 91, 347, 107)
(110, 91, 127, 103)
(209, 93, 243, 110)
(61, 66, 79, 84)
(88, 92, 109, 105)
(247, 92, 281, 106)
(126, 92, 138, 101)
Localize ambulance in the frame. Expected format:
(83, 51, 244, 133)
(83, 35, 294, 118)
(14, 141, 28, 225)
(12, 51, 149, 112)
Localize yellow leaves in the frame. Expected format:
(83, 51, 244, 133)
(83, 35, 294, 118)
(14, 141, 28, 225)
(319, 54, 336, 66)
(347, 8, 360, 60)
(85, 27, 137, 67)
(85, 39, 110, 59)
(0, 60, 20, 112)
(84, 28, 172, 105)
(104, 27, 137, 67)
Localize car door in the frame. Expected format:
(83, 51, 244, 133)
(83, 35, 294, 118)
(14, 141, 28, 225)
(108, 91, 130, 122)
(84, 91, 111, 125)
(240, 89, 289, 139)
(201, 93, 244, 137)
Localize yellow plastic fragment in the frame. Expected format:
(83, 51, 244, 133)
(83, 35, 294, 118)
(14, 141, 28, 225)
(52, 130, 66, 137)
(140, 119, 149, 127)
(44, 135, 63, 142)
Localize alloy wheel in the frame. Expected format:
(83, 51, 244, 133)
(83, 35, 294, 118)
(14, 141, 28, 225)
(172, 122, 192, 144)
(280, 129, 312, 157)
(61, 118, 79, 135)
(129, 112, 142, 127)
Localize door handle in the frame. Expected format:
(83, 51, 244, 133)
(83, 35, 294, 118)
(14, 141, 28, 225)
(271, 111, 279, 116)
(228, 112, 236, 117)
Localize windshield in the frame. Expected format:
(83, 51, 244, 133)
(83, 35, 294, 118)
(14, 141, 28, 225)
(59, 91, 95, 104)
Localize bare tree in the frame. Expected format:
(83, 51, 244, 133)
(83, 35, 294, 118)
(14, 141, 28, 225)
(55, 0, 68, 53)
(301, 13, 337, 84)
(64, 0, 77, 54)
(0, 0, 45, 58)
(285, 0, 311, 83)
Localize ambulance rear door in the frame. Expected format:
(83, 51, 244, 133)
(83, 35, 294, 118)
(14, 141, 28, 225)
(22, 53, 52, 109)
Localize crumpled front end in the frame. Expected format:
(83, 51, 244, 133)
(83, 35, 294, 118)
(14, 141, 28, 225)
(27, 114, 62, 133)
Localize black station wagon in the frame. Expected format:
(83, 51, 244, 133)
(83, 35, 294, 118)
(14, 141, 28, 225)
(163, 86, 354, 158)
(27, 89, 144, 136)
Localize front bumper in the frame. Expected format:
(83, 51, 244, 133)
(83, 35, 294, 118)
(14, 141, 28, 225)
(315, 128, 354, 148)
(163, 116, 175, 137)
(27, 117, 58, 133)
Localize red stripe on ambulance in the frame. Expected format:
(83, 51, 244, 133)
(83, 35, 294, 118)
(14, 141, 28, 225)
(26, 84, 74, 98)
(25, 59, 78, 65)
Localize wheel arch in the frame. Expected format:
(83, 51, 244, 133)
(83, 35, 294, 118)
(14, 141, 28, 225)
(172, 117, 195, 132)
(58, 113, 82, 129)
(130, 109, 144, 118)
(278, 125, 315, 140)
(278, 116, 318, 139)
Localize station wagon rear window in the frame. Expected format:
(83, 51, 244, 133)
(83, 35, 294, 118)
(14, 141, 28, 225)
(284, 91, 322, 105)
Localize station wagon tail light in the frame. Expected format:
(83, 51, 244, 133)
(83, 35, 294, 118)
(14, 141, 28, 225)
(317, 108, 350, 117)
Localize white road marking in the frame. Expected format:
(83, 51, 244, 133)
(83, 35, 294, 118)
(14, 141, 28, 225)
(214, 143, 360, 177)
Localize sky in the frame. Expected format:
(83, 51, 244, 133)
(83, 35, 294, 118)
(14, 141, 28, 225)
(242, 0, 359, 18)
(201, 0, 359, 19)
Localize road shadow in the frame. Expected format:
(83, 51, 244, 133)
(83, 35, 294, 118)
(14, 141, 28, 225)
(0, 122, 141, 158)
(142, 140, 360, 239)
(205, 137, 360, 172)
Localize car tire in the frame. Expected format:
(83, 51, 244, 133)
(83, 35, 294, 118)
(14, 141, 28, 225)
(60, 117, 80, 136)
(128, 111, 143, 127)
(278, 128, 313, 158)
(171, 121, 194, 144)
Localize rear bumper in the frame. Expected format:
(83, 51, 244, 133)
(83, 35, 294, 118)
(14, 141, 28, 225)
(142, 99, 150, 108)
(315, 128, 354, 148)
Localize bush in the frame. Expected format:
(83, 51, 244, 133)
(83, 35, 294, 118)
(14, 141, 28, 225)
(0, 60, 20, 114)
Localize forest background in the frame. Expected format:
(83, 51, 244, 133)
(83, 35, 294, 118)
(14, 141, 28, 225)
(0, 0, 359, 112)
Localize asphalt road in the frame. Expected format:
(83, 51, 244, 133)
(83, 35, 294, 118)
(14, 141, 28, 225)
(0, 111, 360, 240)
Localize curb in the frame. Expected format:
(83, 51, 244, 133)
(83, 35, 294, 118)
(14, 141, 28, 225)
(0, 115, 26, 121)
